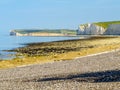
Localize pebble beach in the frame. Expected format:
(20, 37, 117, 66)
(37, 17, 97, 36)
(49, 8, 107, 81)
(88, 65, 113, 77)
(0, 49, 120, 90)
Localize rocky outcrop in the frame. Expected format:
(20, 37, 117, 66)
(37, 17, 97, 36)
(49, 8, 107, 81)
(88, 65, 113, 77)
(10, 30, 16, 36)
(10, 30, 28, 36)
(77, 23, 105, 35)
(104, 24, 120, 35)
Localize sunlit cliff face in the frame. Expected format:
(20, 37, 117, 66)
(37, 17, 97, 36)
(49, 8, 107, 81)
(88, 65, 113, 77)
(77, 23, 105, 35)
(77, 23, 120, 35)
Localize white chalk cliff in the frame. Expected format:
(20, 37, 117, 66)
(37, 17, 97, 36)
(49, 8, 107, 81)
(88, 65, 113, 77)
(77, 23, 105, 35)
(104, 24, 120, 35)
(77, 23, 120, 35)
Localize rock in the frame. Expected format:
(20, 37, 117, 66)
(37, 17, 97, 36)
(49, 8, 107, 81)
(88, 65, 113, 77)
(77, 23, 105, 35)
(104, 24, 120, 35)
(10, 30, 16, 36)
(10, 30, 28, 36)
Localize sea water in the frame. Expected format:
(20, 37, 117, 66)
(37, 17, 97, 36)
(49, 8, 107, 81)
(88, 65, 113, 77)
(0, 33, 81, 60)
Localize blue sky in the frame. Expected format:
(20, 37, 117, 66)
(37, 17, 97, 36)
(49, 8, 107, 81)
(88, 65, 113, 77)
(0, 0, 120, 33)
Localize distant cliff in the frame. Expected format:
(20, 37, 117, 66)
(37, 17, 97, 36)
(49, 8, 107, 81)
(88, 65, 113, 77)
(77, 21, 120, 35)
(10, 29, 76, 36)
(104, 24, 120, 35)
(77, 23, 105, 35)
(10, 21, 120, 36)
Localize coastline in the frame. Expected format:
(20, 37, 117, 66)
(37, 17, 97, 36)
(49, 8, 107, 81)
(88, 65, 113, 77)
(0, 47, 120, 90)
(10, 30, 76, 36)
(0, 36, 81, 60)
(0, 36, 120, 69)
(15, 48, 120, 68)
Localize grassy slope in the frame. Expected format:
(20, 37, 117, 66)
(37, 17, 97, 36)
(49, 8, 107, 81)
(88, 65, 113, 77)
(94, 21, 120, 29)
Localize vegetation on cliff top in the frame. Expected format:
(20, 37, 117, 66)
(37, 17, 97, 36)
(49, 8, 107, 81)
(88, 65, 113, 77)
(94, 21, 120, 29)
(80, 21, 120, 29)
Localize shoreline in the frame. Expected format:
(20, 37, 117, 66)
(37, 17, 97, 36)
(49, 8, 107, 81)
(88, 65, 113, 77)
(0, 47, 120, 89)
(17, 48, 120, 68)
(0, 36, 120, 69)
(0, 36, 82, 60)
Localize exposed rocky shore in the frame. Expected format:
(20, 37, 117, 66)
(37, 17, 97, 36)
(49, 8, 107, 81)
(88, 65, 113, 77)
(1, 36, 120, 69)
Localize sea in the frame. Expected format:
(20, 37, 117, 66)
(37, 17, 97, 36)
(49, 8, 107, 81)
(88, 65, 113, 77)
(0, 33, 82, 60)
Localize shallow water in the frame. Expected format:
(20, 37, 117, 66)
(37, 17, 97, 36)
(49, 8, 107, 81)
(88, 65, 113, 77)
(0, 33, 82, 60)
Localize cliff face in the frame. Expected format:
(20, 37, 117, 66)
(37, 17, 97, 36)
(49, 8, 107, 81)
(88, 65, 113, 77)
(77, 24, 105, 35)
(10, 30, 16, 35)
(10, 30, 76, 36)
(104, 24, 120, 35)
(77, 23, 120, 35)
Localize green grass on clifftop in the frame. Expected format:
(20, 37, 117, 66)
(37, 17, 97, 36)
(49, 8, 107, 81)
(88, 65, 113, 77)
(94, 21, 120, 29)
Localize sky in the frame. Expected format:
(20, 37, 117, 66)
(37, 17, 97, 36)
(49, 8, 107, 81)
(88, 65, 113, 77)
(0, 0, 120, 33)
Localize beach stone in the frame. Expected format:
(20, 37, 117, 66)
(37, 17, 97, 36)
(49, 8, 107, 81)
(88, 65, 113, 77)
(0, 50, 120, 90)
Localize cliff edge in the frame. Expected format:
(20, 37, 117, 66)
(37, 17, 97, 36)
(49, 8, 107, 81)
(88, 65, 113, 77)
(77, 21, 120, 35)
